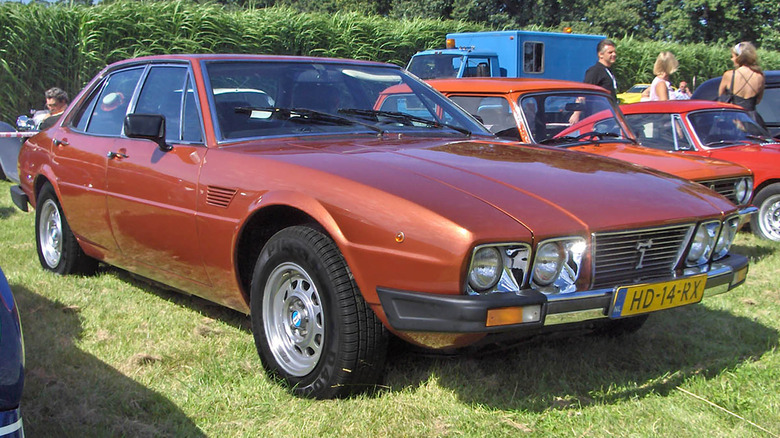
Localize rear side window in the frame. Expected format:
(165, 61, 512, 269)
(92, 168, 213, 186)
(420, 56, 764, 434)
(72, 68, 143, 136)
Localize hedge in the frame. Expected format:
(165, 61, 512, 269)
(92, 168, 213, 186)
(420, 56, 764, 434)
(1, 0, 778, 124)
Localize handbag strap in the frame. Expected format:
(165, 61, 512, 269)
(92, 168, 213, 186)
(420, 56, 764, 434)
(730, 69, 736, 95)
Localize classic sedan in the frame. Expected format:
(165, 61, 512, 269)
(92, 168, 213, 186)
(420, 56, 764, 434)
(566, 100, 780, 241)
(11, 55, 753, 399)
(427, 78, 754, 207)
(0, 266, 24, 438)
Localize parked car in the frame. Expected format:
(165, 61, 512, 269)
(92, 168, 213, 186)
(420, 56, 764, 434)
(691, 70, 780, 137)
(0, 122, 24, 182)
(426, 78, 754, 207)
(0, 266, 24, 438)
(11, 55, 752, 399)
(561, 100, 780, 241)
(617, 83, 650, 104)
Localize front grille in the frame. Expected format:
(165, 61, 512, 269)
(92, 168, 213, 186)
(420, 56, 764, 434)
(592, 224, 694, 289)
(696, 177, 742, 204)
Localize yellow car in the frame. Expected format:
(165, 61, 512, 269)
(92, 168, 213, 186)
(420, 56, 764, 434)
(617, 83, 650, 104)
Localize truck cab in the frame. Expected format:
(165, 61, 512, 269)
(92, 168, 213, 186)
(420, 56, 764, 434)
(407, 30, 604, 81)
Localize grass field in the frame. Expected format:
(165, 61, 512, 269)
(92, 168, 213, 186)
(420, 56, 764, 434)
(1, 178, 778, 437)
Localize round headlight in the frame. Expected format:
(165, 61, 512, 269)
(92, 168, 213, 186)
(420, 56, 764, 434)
(686, 221, 719, 266)
(533, 242, 564, 286)
(734, 177, 753, 205)
(468, 247, 502, 291)
(714, 217, 739, 259)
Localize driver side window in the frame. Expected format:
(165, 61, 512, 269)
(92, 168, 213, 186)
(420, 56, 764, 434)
(78, 68, 143, 136)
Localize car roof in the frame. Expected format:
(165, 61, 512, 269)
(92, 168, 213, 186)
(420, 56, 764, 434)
(425, 78, 608, 95)
(105, 54, 394, 70)
(620, 100, 744, 113)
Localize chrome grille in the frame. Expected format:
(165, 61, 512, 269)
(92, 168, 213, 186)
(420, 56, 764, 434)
(592, 224, 694, 289)
(696, 177, 741, 204)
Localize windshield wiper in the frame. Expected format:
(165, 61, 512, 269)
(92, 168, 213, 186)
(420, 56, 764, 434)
(703, 139, 743, 147)
(537, 131, 621, 147)
(745, 134, 775, 143)
(338, 108, 471, 137)
(234, 106, 385, 134)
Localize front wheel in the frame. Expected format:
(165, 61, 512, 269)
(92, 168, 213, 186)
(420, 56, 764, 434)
(35, 183, 97, 275)
(250, 226, 387, 399)
(750, 183, 780, 242)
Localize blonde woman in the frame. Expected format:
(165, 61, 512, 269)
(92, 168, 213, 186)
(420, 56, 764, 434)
(648, 51, 679, 101)
(718, 41, 765, 112)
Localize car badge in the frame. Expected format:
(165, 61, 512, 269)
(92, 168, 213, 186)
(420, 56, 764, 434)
(635, 239, 653, 269)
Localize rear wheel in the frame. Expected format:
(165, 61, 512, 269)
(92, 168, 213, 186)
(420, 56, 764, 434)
(750, 183, 780, 242)
(35, 183, 97, 275)
(250, 226, 387, 399)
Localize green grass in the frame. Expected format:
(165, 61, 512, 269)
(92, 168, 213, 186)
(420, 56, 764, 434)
(1, 178, 779, 437)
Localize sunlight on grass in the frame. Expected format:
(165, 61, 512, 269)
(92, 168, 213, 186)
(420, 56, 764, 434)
(1, 179, 778, 437)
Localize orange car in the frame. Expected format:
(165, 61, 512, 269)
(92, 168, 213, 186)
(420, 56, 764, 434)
(11, 55, 752, 399)
(427, 78, 754, 207)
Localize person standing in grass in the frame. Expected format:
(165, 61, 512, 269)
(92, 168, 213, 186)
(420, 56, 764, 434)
(718, 41, 765, 126)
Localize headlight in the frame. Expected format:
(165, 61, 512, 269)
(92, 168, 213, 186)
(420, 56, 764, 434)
(686, 221, 720, 266)
(734, 177, 753, 205)
(468, 246, 503, 291)
(531, 238, 586, 292)
(713, 216, 740, 260)
(465, 244, 531, 295)
(532, 242, 564, 286)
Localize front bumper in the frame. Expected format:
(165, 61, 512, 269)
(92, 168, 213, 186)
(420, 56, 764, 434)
(376, 253, 749, 333)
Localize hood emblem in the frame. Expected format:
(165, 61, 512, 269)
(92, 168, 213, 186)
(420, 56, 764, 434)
(635, 239, 653, 269)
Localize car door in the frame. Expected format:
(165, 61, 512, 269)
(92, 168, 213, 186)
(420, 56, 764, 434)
(50, 67, 145, 256)
(105, 65, 210, 285)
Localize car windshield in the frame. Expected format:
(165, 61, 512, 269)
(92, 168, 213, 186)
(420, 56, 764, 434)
(687, 110, 774, 147)
(204, 60, 489, 141)
(520, 92, 632, 145)
(406, 54, 463, 79)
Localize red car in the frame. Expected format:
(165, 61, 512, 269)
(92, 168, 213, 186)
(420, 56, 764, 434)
(427, 78, 754, 208)
(10, 55, 752, 398)
(563, 100, 780, 241)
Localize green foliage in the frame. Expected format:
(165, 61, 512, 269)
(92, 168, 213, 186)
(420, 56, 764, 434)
(0, 0, 778, 123)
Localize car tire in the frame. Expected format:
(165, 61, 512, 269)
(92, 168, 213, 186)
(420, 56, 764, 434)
(750, 183, 780, 242)
(250, 226, 388, 399)
(35, 183, 98, 275)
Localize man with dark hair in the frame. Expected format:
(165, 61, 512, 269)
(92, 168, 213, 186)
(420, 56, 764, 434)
(584, 39, 618, 101)
(39, 87, 69, 130)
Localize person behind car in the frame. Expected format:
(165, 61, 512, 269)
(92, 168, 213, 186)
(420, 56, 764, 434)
(672, 81, 692, 100)
(647, 52, 679, 101)
(39, 87, 69, 130)
(583, 39, 618, 101)
(570, 39, 617, 125)
(718, 42, 765, 115)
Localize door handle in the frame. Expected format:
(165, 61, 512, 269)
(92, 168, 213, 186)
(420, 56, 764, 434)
(53, 138, 69, 147)
(107, 151, 129, 159)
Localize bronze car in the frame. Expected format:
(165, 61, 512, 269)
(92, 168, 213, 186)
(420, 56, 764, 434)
(10, 55, 753, 399)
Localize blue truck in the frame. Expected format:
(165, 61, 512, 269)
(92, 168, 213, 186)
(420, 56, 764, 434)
(407, 30, 605, 81)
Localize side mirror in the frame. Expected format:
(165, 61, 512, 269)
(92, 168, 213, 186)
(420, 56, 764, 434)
(124, 114, 171, 151)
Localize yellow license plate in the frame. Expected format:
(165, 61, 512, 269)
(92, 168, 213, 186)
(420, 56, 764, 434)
(609, 274, 707, 318)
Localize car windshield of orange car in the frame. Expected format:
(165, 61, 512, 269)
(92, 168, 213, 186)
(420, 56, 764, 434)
(203, 61, 490, 140)
(520, 92, 631, 146)
(684, 110, 774, 147)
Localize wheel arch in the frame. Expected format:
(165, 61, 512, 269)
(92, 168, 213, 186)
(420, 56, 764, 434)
(235, 192, 347, 304)
(753, 178, 780, 197)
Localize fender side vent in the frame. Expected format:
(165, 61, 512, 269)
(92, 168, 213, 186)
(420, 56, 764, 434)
(206, 186, 237, 208)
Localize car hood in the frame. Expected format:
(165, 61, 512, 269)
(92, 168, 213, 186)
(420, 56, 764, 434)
(225, 137, 733, 236)
(567, 142, 750, 182)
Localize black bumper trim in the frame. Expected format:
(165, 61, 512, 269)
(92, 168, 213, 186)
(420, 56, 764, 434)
(376, 288, 547, 332)
(9, 185, 28, 212)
